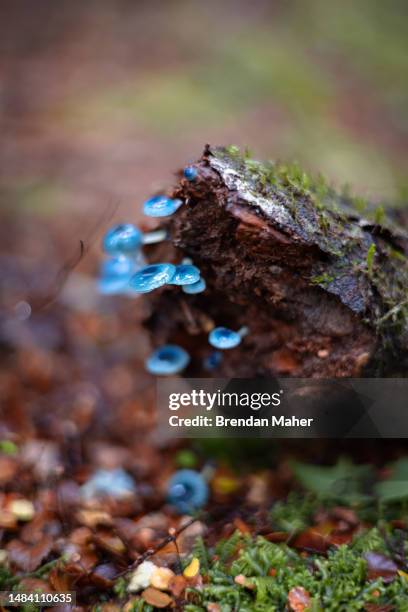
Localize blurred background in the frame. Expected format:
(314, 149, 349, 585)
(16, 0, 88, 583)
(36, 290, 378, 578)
(1, 0, 407, 225)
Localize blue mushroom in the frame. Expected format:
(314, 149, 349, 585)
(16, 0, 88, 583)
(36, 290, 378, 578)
(146, 344, 190, 375)
(203, 350, 223, 370)
(81, 468, 136, 500)
(141, 228, 168, 245)
(183, 166, 198, 181)
(103, 224, 143, 255)
(208, 326, 248, 350)
(98, 254, 137, 295)
(167, 469, 208, 514)
(182, 277, 206, 294)
(129, 263, 176, 293)
(143, 195, 183, 217)
(171, 264, 201, 286)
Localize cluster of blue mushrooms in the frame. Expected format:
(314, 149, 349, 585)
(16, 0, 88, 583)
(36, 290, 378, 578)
(99, 166, 249, 376)
(99, 223, 168, 295)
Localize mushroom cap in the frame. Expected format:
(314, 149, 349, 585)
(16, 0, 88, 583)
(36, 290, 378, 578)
(99, 254, 135, 294)
(167, 469, 208, 513)
(171, 264, 201, 286)
(103, 223, 142, 254)
(209, 326, 242, 350)
(81, 468, 136, 499)
(182, 277, 206, 294)
(129, 263, 176, 293)
(145, 344, 190, 375)
(203, 350, 223, 370)
(183, 166, 198, 181)
(143, 195, 182, 217)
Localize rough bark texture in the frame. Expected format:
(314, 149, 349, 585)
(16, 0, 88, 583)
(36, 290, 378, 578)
(144, 146, 408, 377)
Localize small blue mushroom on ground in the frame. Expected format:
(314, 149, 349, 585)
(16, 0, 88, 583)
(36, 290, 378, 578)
(183, 166, 198, 181)
(145, 344, 190, 375)
(81, 468, 136, 500)
(143, 195, 183, 217)
(129, 263, 176, 293)
(167, 469, 208, 514)
(208, 326, 248, 350)
(182, 277, 206, 294)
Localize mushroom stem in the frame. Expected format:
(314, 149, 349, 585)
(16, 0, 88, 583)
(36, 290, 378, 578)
(142, 229, 168, 244)
(238, 326, 249, 338)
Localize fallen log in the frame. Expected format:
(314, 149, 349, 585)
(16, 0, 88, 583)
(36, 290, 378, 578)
(144, 145, 408, 377)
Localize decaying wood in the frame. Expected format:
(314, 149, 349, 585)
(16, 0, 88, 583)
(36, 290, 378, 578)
(145, 146, 408, 377)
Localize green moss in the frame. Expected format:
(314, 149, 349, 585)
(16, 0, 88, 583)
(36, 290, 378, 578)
(183, 530, 408, 610)
(366, 243, 376, 276)
(310, 273, 335, 287)
(270, 493, 318, 533)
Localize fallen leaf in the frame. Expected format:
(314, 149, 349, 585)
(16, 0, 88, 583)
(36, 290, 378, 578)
(0, 456, 18, 485)
(142, 586, 173, 608)
(288, 586, 311, 611)
(233, 517, 251, 534)
(7, 535, 53, 572)
(365, 552, 398, 583)
(0, 510, 17, 529)
(183, 557, 200, 578)
(91, 563, 118, 589)
(168, 574, 187, 597)
(150, 566, 175, 590)
(93, 531, 126, 556)
(76, 509, 112, 528)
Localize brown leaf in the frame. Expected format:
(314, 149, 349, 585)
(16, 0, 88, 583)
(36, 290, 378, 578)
(0, 510, 17, 529)
(233, 517, 251, 534)
(6, 535, 53, 572)
(150, 566, 175, 591)
(142, 586, 174, 608)
(0, 456, 18, 485)
(76, 509, 112, 528)
(288, 586, 311, 612)
(293, 528, 329, 553)
(365, 552, 398, 583)
(93, 531, 126, 557)
(168, 574, 187, 598)
(91, 563, 118, 589)
(330, 506, 359, 526)
(49, 565, 74, 592)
